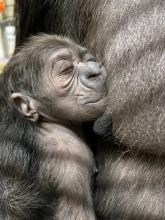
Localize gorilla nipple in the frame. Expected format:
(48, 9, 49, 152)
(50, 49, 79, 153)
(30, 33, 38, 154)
(93, 114, 112, 136)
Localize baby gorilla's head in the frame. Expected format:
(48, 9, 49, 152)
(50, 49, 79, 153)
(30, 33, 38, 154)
(4, 34, 107, 124)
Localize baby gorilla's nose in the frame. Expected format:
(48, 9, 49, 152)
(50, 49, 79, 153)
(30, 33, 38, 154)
(78, 61, 106, 91)
(79, 62, 102, 80)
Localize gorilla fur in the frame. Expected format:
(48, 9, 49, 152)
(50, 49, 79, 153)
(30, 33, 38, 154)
(14, 0, 165, 219)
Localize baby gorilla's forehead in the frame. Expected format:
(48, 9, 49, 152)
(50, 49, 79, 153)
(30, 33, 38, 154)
(49, 45, 88, 62)
(50, 48, 76, 60)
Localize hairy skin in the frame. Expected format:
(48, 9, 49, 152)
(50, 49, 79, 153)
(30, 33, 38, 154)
(0, 81, 47, 220)
(38, 122, 96, 220)
(0, 35, 106, 219)
(15, 0, 165, 219)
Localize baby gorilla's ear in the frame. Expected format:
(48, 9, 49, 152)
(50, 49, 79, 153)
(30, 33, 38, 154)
(10, 93, 39, 122)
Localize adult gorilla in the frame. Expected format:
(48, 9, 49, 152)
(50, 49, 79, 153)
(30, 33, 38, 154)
(15, 0, 165, 219)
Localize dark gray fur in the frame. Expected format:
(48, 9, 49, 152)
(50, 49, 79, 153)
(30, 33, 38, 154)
(0, 35, 96, 219)
(0, 76, 48, 220)
(14, 0, 165, 219)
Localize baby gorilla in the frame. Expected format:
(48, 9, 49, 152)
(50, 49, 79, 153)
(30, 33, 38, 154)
(0, 34, 107, 219)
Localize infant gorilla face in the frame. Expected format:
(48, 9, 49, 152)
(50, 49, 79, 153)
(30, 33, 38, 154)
(42, 43, 107, 122)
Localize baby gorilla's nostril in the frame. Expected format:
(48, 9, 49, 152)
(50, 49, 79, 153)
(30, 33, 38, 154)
(88, 73, 99, 79)
(87, 72, 101, 80)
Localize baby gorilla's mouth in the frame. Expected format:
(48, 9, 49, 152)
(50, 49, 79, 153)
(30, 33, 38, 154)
(85, 99, 101, 104)
(82, 96, 105, 105)
(78, 88, 107, 107)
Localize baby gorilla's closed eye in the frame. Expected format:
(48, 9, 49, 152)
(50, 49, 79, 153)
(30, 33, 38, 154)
(61, 65, 73, 74)
(87, 72, 101, 79)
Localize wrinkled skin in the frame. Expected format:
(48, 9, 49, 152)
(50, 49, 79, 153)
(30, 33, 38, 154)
(14, 0, 165, 219)
(40, 46, 107, 123)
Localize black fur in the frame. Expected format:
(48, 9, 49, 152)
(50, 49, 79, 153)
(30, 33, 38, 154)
(0, 75, 51, 219)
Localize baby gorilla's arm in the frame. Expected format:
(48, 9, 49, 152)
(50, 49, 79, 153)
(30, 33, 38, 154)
(38, 123, 96, 220)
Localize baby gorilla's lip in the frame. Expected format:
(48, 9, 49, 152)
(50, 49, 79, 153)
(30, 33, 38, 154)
(82, 97, 103, 105)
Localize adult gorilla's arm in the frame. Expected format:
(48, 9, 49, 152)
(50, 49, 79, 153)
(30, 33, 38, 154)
(15, 0, 60, 47)
(15, 0, 38, 47)
(15, 0, 94, 48)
